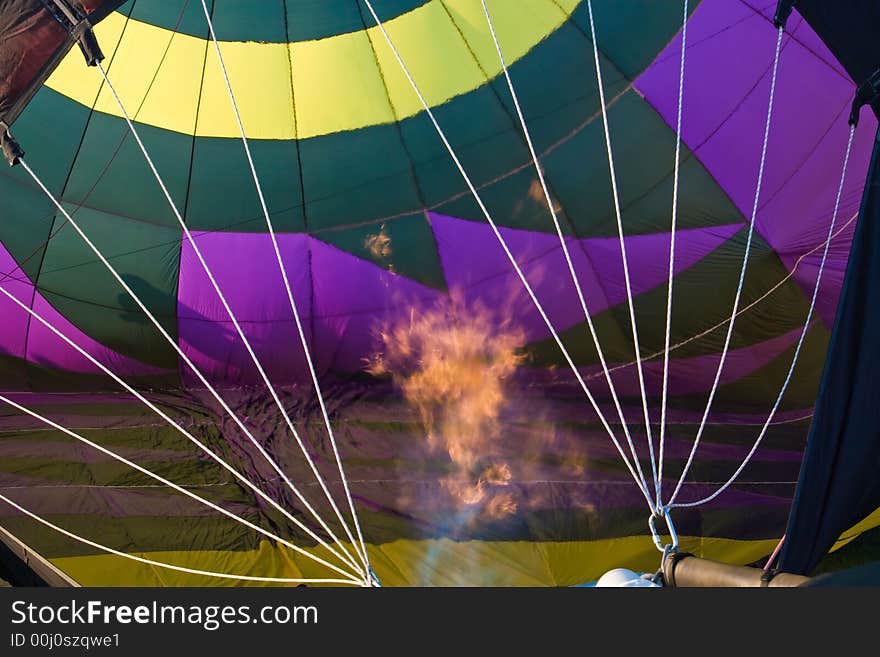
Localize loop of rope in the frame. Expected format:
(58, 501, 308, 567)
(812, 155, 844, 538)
(649, 506, 679, 554)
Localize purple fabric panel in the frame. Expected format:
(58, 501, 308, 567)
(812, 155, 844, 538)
(309, 238, 443, 373)
(177, 232, 446, 380)
(177, 231, 313, 385)
(0, 247, 32, 361)
(527, 323, 801, 399)
(430, 212, 740, 342)
(636, 0, 878, 327)
(0, 243, 165, 377)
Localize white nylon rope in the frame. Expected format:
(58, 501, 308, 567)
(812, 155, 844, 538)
(0, 282, 364, 577)
(479, 0, 652, 507)
(197, 0, 371, 577)
(95, 63, 364, 575)
(669, 123, 856, 510)
(657, 0, 689, 509)
(0, 494, 362, 586)
(18, 158, 365, 579)
(0, 394, 361, 581)
(666, 26, 786, 507)
(586, 0, 659, 499)
(588, 210, 859, 387)
(362, 0, 655, 509)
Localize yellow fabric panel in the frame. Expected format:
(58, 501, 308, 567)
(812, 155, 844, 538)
(829, 505, 880, 553)
(442, 0, 578, 75)
(368, 0, 485, 120)
(43, 1, 578, 140)
(51, 534, 782, 587)
(198, 40, 296, 139)
(49, 508, 880, 586)
(290, 29, 393, 140)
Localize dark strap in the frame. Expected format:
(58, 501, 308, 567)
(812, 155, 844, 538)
(661, 549, 694, 588)
(41, 0, 104, 65)
(774, 0, 795, 29)
(0, 123, 24, 167)
(850, 69, 880, 127)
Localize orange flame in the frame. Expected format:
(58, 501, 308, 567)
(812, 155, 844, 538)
(367, 292, 526, 522)
(364, 224, 393, 260)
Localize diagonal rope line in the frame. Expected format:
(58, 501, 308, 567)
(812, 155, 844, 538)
(666, 26, 785, 507)
(589, 210, 859, 385)
(0, 393, 361, 582)
(669, 123, 856, 510)
(479, 0, 652, 506)
(95, 63, 364, 575)
(17, 158, 365, 579)
(362, 0, 655, 510)
(0, 282, 363, 576)
(196, 0, 371, 580)
(586, 0, 658, 499)
(657, 0, 689, 509)
(0, 494, 361, 586)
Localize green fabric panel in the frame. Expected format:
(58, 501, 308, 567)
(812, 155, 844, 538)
(671, 323, 832, 414)
(123, 0, 214, 42)
(528, 229, 812, 367)
(0, 350, 27, 388)
(0, 495, 789, 562)
(118, 1, 697, 51)
(0, 457, 222, 488)
(418, 19, 731, 237)
(298, 123, 421, 230)
(2, 401, 181, 418)
(123, 0, 430, 43)
(1, 514, 263, 559)
(43, 534, 778, 587)
(0, 426, 213, 452)
(287, 0, 429, 42)
(62, 112, 191, 230)
(577, 0, 701, 80)
(0, 4, 701, 243)
(314, 212, 447, 290)
(209, 0, 285, 42)
(35, 204, 180, 369)
(0, 174, 56, 282)
(665, 417, 813, 452)
(543, 90, 745, 237)
(7, 91, 94, 194)
(0, 355, 176, 392)
(0, 87, 95, 281)
(185, 136, 305, 232)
